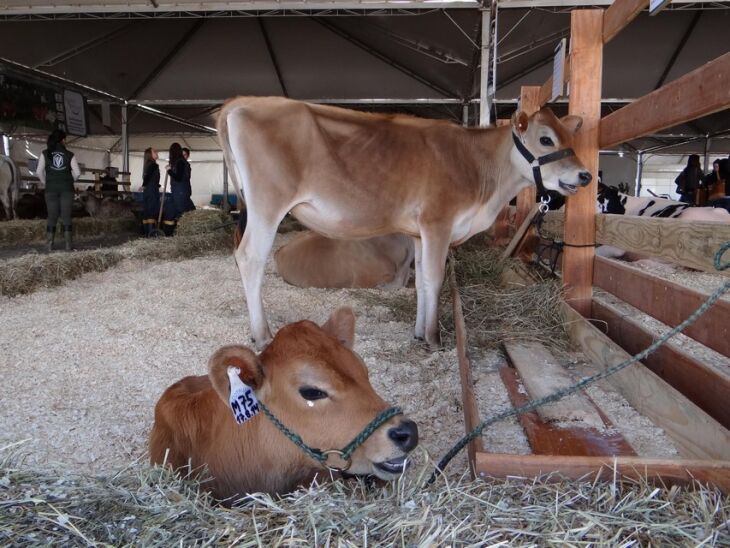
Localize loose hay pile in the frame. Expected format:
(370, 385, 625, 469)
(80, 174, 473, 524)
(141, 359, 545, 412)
(1, 451, 727, 546)
(175, 208, 235, 237)
(0, 232, 231, 297)
(0, 217, 138, 245)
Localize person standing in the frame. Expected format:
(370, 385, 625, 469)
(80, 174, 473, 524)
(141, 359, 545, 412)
(142, 147, 160, 237)
(181, 147, 195, 211)
(674, 154, 703, 204)
(166, 142, 192, 221)
(36, 129, 81, 251)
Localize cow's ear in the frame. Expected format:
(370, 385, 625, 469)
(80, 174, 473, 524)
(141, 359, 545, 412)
(561, 115, 583, 134)
(209, 345, 263, 404)
(511, 110, 529, 135)
(322, 307, 356, 349)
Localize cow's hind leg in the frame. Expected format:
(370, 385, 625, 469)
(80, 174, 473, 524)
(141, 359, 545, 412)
(413, 238, 426, 340)
(419, 227, 450, 350)
(235, 210, 283, 349)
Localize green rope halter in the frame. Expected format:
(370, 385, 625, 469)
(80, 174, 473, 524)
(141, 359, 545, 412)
(258, 403, 403, 472)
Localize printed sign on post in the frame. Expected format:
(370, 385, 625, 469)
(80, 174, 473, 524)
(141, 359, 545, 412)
(63, 89, 88, 137)
(650, 0, 671, 15)
(551, 38, 567, 102)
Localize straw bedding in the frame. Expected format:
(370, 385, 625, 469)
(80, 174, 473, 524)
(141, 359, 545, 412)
(0, 217, 138, 245)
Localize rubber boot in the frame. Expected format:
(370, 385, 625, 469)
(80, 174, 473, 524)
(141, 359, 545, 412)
(64, 226, 73, 252)
(46, 226, 56, 252)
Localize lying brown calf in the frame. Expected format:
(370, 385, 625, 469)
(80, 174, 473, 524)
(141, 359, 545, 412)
(149, 307, 418, 499)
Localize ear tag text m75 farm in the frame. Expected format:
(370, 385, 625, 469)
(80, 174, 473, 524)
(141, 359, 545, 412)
(227, 366, 260, 425)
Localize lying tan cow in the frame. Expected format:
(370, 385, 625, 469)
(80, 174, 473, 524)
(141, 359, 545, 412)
(275, 232, 414, 289)
(218, 97, 590, 348)
(149, 307, 418, 499)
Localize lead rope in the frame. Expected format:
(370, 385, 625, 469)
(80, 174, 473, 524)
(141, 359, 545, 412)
(426, 241, 730, 485)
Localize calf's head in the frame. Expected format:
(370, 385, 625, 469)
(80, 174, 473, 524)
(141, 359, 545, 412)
(511, 107, 591, 196)
(209, 307, 418, 480)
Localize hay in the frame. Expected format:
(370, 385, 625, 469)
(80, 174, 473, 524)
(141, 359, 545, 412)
(0, 217, 138, 245)
(175, 208, 234, 237)
(1, 449, 727, 546)
(0, 232, 231, 297)
(367, 238, 568, 350)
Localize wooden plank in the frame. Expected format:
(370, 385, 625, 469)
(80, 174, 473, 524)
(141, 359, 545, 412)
(562, 302, 730, 460)
(450, 268, 484, 477)
(538, 55, 571, 107)
(593, 255, 730, 356)
(602, 0, 648, 44)
(504, 342, 604, 428)
(492, 207, 511, 244)
(500, 204, 538, 262)
(563, 9, 603, 317)
(475, 453, 730, 493)
(591, 298, 730, 430)
(499, 365, 636, 456)
(600, 52, 730, 148)
(596, 214, 730, 275)
(515, 86, 541, 232)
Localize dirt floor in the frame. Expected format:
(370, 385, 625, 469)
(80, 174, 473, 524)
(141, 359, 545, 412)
(1, 232, 681, 478)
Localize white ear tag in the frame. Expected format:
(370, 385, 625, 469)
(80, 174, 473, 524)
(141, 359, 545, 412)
(227, 366, 260, 425)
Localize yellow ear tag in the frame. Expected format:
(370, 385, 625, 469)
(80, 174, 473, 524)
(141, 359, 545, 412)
(227, 366, 260, 425)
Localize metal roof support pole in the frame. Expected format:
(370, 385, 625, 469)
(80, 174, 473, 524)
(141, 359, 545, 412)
(703, 135, 711, 173)
(478, 7, 492, 126)
(634, 151, 643, 197)
(1, 133, 9, 156)
(121, 103, 129, 172)
(462, 103, 469, 127)
(223, 161, 230, 214)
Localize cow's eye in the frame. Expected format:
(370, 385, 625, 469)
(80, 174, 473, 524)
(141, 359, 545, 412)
(540, 136, 554, 147)
(299, 387, 328, 401)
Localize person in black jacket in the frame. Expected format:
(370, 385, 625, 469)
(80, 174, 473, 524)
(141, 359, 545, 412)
(181, 147, 195, 211)
(674, 154, 703, 204)
(141, 147, 160, 237)
(166, 142, 193, 221)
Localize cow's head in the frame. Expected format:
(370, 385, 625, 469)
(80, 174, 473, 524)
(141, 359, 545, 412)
(511, 107, 591, 196)
(209, 307, 418, 480)
(596, 182, 626, 214)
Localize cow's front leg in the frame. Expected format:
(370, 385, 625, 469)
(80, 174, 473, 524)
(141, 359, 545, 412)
(420, 228, 450, 350)
(235, 214, 279, 349)
(413, 237, 426, 341)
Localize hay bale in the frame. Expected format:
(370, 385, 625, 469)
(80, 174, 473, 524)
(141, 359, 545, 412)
(0, 451, 726, 546)
(175, 209, 233, 237)
(0, 217, 138, 246)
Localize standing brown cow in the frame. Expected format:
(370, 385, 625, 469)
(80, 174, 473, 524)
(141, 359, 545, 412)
(218, 98, 590, 349)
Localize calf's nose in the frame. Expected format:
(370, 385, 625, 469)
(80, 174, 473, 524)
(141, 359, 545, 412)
(388, 420, 419, 452)
(578, 171, 592, 186)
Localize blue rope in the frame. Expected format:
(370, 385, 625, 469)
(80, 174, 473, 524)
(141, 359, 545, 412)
(427, 241, 730, 485)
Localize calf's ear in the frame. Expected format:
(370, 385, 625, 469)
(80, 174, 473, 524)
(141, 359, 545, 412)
(208, 345, 263, 405)
(322, 307, 356, 349)
(511, 110, 529, 135)
(561, 115, 583, 134)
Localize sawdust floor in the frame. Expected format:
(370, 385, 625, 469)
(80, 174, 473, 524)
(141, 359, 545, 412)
(0, 232, 678, 478)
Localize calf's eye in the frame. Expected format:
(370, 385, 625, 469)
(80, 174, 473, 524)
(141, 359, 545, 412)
(299, 387, 328, 401)
(540, 136, 554, 147)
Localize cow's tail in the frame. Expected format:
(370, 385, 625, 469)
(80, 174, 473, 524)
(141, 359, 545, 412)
(0, 154, 20, 220)
(217, 105, 246, 206)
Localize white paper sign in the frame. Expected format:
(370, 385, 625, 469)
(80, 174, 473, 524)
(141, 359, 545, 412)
(63, 90, 87, 137)
(551, 38, 567, 102)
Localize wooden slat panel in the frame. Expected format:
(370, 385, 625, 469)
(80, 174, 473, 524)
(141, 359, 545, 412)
(592, 298, 730, 429)
(593, 255, 730, 356)
(596, 214, 730, 275)
(450, 268, 484, 477)
(602, 0, 648, 44)
(562, 9, 603, 316)
(600, 52, 730, 148)
(475, 453, 730, 493)
(561, 302, 730, 460)
(499, 365, 636, 456)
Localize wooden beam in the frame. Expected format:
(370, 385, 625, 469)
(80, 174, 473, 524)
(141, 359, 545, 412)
(602, 0, 648, 44)
(504, 341, 604, 429)
(593, 255, 730, 356)
(540, 211, 730, 275)
(600, 52, 730, 148)
(562, 302, 730, 460)
(596, 214, 730, 275)
(592, 298, 730, 430)
(499, 364, 636, 456)
(562, 10, 603, 316)
(515, 86, 541, 232)
(500, 204, 538, 262)
(450, 268, 484, 477)
(475, 453, 730, 493)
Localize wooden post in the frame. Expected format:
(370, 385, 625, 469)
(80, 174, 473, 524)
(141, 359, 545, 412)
(562, 10, 603, 316)
(514, 86, 541, 229)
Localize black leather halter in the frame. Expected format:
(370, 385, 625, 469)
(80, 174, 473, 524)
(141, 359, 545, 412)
(512, 131, 576, 198)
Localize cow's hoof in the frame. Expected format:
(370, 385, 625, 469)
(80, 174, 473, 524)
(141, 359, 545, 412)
(413, 335, 425, 342)
(426, 334, 442, 352)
